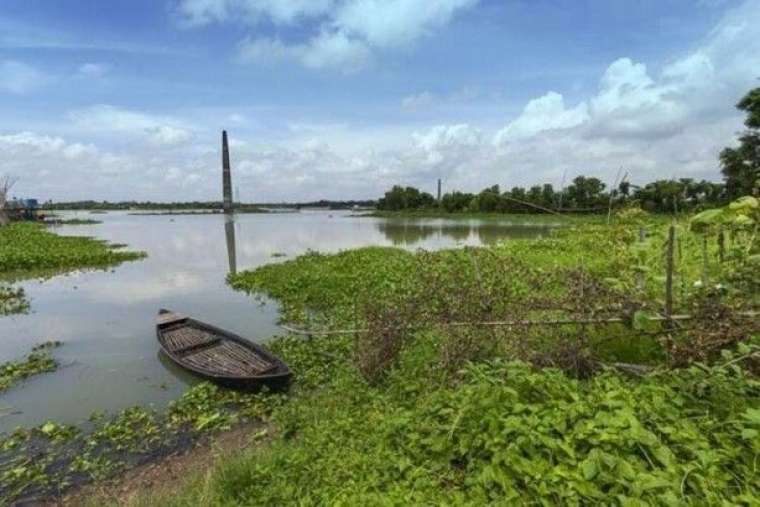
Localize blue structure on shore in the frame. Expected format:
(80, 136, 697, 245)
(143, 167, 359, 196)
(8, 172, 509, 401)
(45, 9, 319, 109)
(7, 198, 39, 220)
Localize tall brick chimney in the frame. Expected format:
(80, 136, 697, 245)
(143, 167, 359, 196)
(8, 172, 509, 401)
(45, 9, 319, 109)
(222, 130, 233, 213)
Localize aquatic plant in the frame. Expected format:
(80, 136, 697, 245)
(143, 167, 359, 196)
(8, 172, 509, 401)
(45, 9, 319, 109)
(139, 339, 760, 506)
(0, 223, 144, 274)
(0, 284, 29, 316)
(0, 342, 60, 393)
(45, 218, 103, 225)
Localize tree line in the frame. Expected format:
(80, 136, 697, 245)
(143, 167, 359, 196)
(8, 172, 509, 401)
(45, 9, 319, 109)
(377, 177, 727, 214)
(379, 86, 759, 214)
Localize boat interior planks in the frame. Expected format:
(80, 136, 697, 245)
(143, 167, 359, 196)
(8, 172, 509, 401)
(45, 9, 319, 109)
(156, 309, 291, 390)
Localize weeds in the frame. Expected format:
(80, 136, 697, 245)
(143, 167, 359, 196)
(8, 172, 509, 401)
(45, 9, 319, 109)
(0, 284, 29, 316)
(0, 223, 144, 274)
(0, 342, 60, 393)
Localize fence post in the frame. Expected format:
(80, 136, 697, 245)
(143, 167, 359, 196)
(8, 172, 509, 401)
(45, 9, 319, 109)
(718, 227, 725, 263)
(665, 225, 675, 322)
(701, 235, 709, 285)
(636, 227, 646, 291)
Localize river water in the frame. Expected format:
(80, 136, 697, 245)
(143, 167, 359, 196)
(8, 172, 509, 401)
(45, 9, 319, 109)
(0, 210, 557, 431)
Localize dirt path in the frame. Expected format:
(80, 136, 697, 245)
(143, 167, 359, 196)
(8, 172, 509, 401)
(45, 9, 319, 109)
(46, 422, 270, 506)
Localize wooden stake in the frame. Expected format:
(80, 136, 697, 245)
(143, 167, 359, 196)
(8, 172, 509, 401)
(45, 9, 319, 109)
(636, 226, 646, 291)
(701, 235, 709, 285)
(665, 225, 675, 322)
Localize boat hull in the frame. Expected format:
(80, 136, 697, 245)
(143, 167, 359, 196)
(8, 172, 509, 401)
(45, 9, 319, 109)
(156, 309, 292, 391)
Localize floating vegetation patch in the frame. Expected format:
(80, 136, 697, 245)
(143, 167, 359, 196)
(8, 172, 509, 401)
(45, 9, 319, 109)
(0, 285, 29, 316)
(0, 223, 145, 274)
(0, 342, 61, 393)
(0, 376, 291, 503)
(46, 218, 102, 225)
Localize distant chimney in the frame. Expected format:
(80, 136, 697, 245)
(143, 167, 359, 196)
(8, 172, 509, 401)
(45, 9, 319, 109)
(437, 178, 442, 202)
(222, 130, 233, 213)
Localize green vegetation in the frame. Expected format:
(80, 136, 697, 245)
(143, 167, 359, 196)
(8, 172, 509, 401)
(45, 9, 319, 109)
(129, 208, 755, 505)
(0, 342, 60, 393)
(0, 223, 145, 274)
(45, 218, 103, 225)
(148, 347, 760, 505)
(720, 87, 760, 199)
(377, 178, 728, 215)
(0, 362, 294, 502)
(0, 284, 29, 316)
(378, 87, 760, 216)
(3, 202, 758, 504)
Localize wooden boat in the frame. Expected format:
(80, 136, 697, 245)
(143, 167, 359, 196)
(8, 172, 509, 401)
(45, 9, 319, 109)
(156, 309, 292, 390)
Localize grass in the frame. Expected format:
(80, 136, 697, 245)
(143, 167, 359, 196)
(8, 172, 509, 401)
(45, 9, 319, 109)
(0, 223, 145, 275)
(3, 213, 757, 504)
(126, 215, 760, 506)
(144, 349, 760, 505)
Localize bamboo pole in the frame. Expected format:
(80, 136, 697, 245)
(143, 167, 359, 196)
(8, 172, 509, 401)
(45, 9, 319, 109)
(278, 311, 758, 337)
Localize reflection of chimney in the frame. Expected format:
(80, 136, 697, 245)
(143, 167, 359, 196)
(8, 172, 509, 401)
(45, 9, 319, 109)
(224, 214, 237, 275)
(437, 179, 442, 202)
(222, 130, 233, 213)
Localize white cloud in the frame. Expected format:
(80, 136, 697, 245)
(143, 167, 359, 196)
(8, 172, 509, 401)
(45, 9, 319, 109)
(494, 92, 589, 143)
(334, 0, 477, 48)
(0, 60, 48, 94)
(62, 142, 99, 159)
(495, 0, 760, 146)
(301, 30, 371, 71)
(237, 37, 298, 63)
(146, 125, 194, 146)
(77, 62, 110, 78)
(0, 132, 66, 152)
(402, 91, 436, 110)
(238, 31, 370, 71)
(177, 0, 336, 26)
(412, 124, 483, 166)
(181, 0, 478, 71)
(5, 1, 760, 203)
(69, 105, 194, 146)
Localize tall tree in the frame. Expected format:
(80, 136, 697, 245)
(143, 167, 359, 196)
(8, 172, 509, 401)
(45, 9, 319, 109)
(0, 175, 17, 226)
(720, 87, 760, 198)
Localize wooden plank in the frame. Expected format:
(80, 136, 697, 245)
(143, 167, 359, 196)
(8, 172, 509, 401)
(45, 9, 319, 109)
(157, 312, 187, 326)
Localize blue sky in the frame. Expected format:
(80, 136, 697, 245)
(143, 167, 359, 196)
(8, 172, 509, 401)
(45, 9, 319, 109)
(1, 0, 758, 201)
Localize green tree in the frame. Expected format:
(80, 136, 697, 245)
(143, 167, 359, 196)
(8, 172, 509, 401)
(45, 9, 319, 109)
(565, 176, 606, 209)
(441, 191, 474, 212)
(720, 87, 760, 198)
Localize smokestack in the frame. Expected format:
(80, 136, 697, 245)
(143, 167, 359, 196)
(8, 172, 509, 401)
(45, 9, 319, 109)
(222, 130, 233, 213)
(437, 178, 442, 202)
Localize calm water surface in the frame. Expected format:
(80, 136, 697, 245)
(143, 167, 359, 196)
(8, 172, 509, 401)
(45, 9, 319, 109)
(0, 210, 557, 431)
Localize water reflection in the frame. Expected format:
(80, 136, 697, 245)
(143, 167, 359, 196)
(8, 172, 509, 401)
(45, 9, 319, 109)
(376, 220, 556, 246)
(225, 215, 237, 275)
(0, 210, 557, 432)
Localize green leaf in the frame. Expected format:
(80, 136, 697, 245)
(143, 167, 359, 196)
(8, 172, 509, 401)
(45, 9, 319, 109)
(743, 408, 760, 425)
(690, 209, 725, 232)
(581, 458, 598, 480)
(728, 196, 759, 212)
